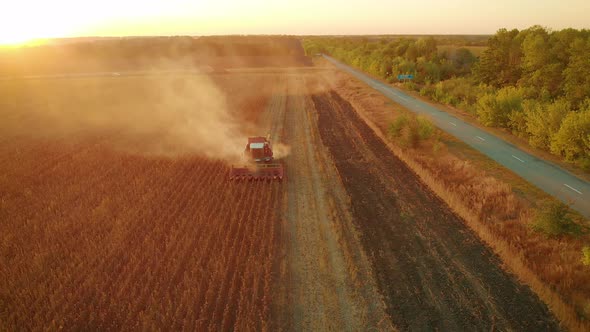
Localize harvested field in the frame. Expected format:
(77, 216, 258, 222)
(318, 60, 590, 330)
(311, 89, 559, 330)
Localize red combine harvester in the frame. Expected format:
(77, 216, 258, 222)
(229, 135, 284, 181)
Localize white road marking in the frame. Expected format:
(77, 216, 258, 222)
(564, 184, 583, 195)
(476, 136, 486, 141)
(512, 155, 525, 163)
(449, 122, 457, 126)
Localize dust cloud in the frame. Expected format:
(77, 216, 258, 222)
(272, 142, 291, 159)
(127, 72, 247, 163)
(0, 67, 261, 164)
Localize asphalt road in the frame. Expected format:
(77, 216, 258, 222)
(324, 55, 590, 218)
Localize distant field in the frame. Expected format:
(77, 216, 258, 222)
(0, 36, 311, 76)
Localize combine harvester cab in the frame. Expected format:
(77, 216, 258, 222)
(230, 135, 284, 182)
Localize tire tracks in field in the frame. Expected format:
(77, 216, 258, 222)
(271, 74, 392, 331)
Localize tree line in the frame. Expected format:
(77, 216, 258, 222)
(303, 27, 590, 169)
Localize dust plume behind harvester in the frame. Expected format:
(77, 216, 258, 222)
(230, 134, 284, 181)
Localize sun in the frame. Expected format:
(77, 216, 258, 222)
(0, 36, 32, 47)
(0, 29, 39, 47)
(0, 3, 78, 47)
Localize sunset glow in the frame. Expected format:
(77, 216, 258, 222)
(1, 0, 589, 45)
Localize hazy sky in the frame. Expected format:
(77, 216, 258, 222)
(1, 0, 589, 44)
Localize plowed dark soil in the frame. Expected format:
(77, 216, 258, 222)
(312, 90, 560, 331)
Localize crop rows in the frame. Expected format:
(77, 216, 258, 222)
(0, 73, 283, 330)
(0, 140, 282, 330)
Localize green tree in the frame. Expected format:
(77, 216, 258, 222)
(563, 37, 590, 106)
(417, 116, 435, 140)
(416, 58, 441, 84)
(520, 27, 550, 74)
(550, 28, 583, 64)
(518, 27, 564, 97)
(525, 99, 571, 149)
(388, 115, 408, 138)
(415, 37, 437, 60)
(453, 48, 477, 74)
(550, 104, 590, 162)
(473, 28, 521, 86)
(531, 201, 582, 237)
(476, 86, 523, 127)
(405, 43, 418, 61)
(509, 108, 529, 137)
